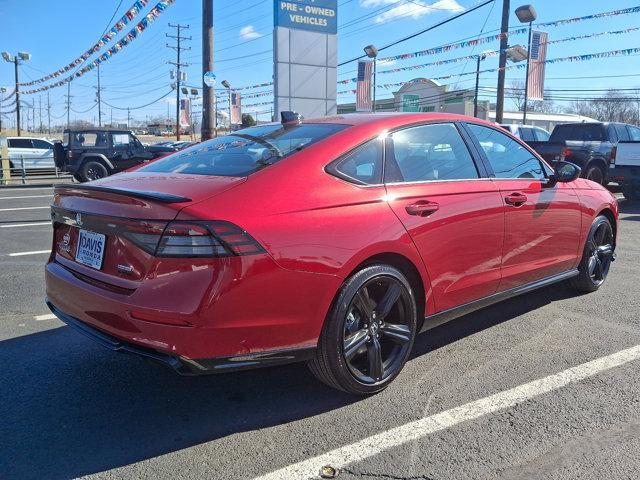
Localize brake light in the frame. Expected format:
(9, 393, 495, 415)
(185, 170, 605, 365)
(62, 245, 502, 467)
(610, 146, 617, 164)
(561, 147, 571, 158)
(121, 219, 264, 258)
(67, 150, 73, 160)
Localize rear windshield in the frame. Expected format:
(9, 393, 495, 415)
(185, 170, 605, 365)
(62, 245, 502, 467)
(139, 123, 348, 177)
(551, 124, 604, 142)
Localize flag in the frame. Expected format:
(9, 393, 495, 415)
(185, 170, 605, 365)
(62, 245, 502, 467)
(527, 30, 548, 101)
(231, 92, 242, 125)
(356, 60, 373, 112)
(180, 98, 190, 127)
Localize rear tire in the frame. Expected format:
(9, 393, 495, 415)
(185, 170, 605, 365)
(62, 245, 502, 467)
(309, 264, 417, 395)
(570, 215, 614, 293)
(584, 164, 605, 185)
(80, 160, 108, 182)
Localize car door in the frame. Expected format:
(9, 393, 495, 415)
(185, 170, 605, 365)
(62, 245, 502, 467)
(464, 123, 582, 291)
(31, 139, 55, 169)
(383, 122, 505, 312)
(7, 138, 36, 169)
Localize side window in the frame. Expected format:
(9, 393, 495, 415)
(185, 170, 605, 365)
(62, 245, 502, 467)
(467, 124, 546, 180)
(330, 139, 382, 185)
(607, 125, 618, 143)
(112, 134, 131, 147)
(32, 139, 52, 149)
(627, 125, 640, 141)
(518, 127, 535, 142)
(385, 123, 478, 183)
(533, 128, 550, 141)
(8, 139, 33, 149)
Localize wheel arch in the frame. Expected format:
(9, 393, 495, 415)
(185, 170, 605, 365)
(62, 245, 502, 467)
(79, 153, 114, 171)
(585, 157, 607, 176)
(596, 207, 617, 247)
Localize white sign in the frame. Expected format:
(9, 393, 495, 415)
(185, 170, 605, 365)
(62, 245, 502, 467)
(203, 71, 216, 87)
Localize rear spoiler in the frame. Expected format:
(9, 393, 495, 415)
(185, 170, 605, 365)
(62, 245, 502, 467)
(53, 184, 192, 204)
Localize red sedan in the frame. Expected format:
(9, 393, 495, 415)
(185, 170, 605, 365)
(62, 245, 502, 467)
(46, 113, 618, 395)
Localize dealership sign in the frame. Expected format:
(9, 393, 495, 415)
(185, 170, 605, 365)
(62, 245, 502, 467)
(275, 0, 338, 34)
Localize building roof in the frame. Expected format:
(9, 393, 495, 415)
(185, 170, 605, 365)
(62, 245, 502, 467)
(488, 111, 599, 123)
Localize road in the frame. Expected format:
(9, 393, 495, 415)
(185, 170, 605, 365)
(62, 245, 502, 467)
(1, 186, 639, 480)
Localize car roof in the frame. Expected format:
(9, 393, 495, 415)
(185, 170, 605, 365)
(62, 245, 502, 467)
(64, 128, 131, 133)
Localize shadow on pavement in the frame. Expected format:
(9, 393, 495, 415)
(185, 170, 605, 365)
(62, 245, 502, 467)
(618, 198, 640, 220)
(1, 284, 578, 480)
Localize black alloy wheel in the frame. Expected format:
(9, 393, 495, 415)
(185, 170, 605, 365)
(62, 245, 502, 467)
(81, 161, 108, 182)
(571, 215, 615, 292)
(309, 264, 417, 395)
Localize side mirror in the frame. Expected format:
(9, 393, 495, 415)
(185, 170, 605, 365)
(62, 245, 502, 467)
(547, 161, 581, 187)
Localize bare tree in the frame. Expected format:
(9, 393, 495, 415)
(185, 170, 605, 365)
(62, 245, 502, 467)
(509, 80, 525, 111)
(566, 90, 640, 124)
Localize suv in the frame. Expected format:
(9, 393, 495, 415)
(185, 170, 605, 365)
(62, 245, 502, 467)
(3, 137, 55, 170)
(54, 128, 178, 182)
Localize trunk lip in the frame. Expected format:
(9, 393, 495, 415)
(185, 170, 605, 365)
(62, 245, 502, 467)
(53, 183, 192, 204)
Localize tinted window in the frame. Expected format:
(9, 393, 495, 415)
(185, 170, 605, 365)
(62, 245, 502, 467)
(468, 124, 545, 180)
(614, 124, 630, 142)
(518, 127, 535, 142)
(533, 128, 550, 141)
(8, 139, 32, 149)
(32, 139, 52, 149)
(331, 140, 382, 185)
(551, 124, 604, 142)
(627, 125, 640, 141)
(385, 123, 478, 183)
(140, 123, 347, 177)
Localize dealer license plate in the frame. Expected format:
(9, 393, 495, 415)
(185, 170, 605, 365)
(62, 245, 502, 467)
(75, 230, 106, 270)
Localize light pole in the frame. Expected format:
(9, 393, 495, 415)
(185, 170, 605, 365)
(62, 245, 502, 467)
(364, 45, 378, 112)
(515, 4, 537, 125)
(2, 51, 30, 136)
(221, 80, 231, 131)
(474, 53, 487, 118)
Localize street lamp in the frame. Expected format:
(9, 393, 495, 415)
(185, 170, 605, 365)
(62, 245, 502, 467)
(515, 4, 537, 125)
(2, 51, 30, 136)
(221, 80, 232, 130)
(473, 53, 488, 118)
(363, 44, 378, 113)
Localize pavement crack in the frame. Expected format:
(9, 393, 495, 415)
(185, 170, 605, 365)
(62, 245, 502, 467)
(341, 468, 437, 480)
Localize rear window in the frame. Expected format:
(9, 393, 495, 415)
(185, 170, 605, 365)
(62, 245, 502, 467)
(139, 123, 348, 177)
(551, 124, 604, 142)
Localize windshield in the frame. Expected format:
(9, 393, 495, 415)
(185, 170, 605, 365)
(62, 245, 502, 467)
(139, 123, 348, 177)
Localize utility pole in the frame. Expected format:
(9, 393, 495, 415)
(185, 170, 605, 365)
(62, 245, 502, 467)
(38, 96, 42, 132)
(167, 23, 191, 141)
(64, 82, 72, 129)
(201, 0, 215, 140)
(96, 64, 103, 127)
(127, 107, 131, 129)
(495, 0, 510, 124)
(14, 58, 21, 136)
(47, 90, 51, 134)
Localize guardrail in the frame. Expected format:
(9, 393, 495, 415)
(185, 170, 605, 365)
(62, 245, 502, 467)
(0, 154, 73, 185)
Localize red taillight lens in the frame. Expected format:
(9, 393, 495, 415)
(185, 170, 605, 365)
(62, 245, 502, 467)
(610, 146, 617, 164)
(562, 147, 572, 158)
(121, 219, 264, 258)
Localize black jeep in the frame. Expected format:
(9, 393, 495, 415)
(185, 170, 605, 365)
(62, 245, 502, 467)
(53, 128, 179, 182)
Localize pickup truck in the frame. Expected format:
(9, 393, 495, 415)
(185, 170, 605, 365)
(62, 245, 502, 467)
(611, 141, 640, 200)
(528, 122, 640, 185)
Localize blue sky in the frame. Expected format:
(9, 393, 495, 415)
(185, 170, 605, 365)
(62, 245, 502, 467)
(1, 0, 639, 126)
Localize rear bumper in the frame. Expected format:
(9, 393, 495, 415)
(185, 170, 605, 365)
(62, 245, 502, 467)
(612, 166, 640, 185)
(47, 299, 316, 375)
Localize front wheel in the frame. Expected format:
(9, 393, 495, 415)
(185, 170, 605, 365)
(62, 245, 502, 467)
(570, 215, 615, 293)
(309, 264, 417, 395)
(80, 161, 109, 182)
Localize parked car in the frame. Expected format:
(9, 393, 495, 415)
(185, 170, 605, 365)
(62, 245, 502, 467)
(610, 140, 640, 200)
(3, 136, 55, 170)
(528, 122, 640, 185)
(46, 112, 618, 395)
(53, 128, 178, 182)
(499, 124, 550, 143)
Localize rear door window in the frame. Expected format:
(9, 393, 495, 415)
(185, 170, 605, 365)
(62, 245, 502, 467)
(384, 123, 479, 183)
(140, 123, 348, 177)
(627, 125, 640, 141)
(518, 127, 535, 142)
(32, 139, 52, 149)
(614, 124, 630, 142)
(533, 128, 550, 141)
(8, 139, 33, 149)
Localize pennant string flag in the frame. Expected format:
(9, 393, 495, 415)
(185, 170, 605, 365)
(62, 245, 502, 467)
(22, 0, 176, 95)
(20, 1, 150, 87)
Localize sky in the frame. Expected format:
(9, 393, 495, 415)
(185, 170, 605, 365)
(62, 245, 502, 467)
(1, 0, 640, 127)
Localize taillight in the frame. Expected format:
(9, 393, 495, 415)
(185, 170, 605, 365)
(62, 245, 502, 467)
(561, 147, 571, 158)
(121, 219, 264, 258)
(67, 150, 73, 161)
(610, 146, 617, 164)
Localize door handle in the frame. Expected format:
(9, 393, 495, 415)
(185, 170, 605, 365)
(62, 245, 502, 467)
(405, 200, 439, 216)
(504, 192, 527, 206)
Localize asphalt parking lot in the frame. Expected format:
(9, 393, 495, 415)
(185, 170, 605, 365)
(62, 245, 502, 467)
(1, 186, 639, 480)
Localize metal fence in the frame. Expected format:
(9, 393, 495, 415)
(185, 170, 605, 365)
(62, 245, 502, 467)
(0, 154, 73, 185)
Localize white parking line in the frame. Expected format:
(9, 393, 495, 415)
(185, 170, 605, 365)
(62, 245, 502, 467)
(0, 187, 53, 192)
(253, 344, 640, 480)
(7, 250, 50, 257)
(0, 195, 52, 200)
(0, 206, 50, 212)
(0, 222, 51, 228)
(34, 314, 57, 321)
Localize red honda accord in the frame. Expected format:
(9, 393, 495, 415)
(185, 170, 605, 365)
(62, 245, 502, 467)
(46, 113, 618, 395)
